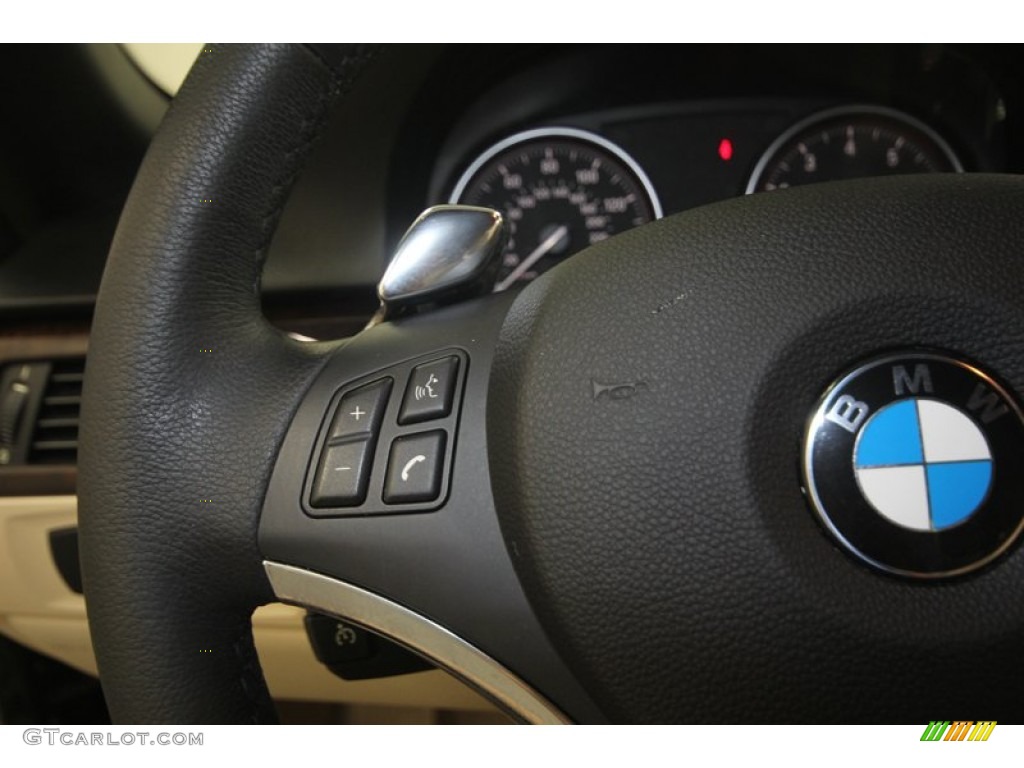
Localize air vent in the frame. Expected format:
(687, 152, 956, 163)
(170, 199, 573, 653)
(29, 358, 85, 465)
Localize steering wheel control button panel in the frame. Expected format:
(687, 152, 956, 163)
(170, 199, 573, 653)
(384, 431, 447, 504)
(328, 379, 392, 441)
(304, 350, 467, 517)
(802, 352, 1024, 578)
(399, 356, 459, 424)
(310, 440, 374, 508)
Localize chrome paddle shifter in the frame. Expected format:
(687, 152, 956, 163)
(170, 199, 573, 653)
(372, 205, 506, 326)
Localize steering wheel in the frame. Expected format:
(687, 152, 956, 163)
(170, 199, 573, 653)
(78, 44, 1024, 723)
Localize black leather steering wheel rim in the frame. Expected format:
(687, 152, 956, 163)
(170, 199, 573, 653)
(79, 44, 379, 723)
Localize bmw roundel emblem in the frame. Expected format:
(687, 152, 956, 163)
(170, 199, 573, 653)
(802, 352, 1024, 578)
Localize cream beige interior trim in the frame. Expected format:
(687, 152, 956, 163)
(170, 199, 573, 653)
(121, 43, 202, 96)
(265, 561, 571, 724)
(0, 496, 497, 711)
(0, 496, 92, 670)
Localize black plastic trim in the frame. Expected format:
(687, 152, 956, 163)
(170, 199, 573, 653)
(49, 527, 83, 594)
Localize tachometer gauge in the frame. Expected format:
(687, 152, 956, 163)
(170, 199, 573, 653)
(450, 127, 662, 292)
(746, 106, 962, 194)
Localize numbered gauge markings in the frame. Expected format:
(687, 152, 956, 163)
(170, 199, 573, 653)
(747, 105, 962, 193)
(450, 127, 662, 292)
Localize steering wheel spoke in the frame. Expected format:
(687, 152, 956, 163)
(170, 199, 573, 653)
(259, 294, 600, 723)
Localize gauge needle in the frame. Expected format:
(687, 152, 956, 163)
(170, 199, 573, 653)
(495, 225, 569, 292)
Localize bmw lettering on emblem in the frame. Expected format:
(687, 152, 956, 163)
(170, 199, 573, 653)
(802, 353, 1024, 578)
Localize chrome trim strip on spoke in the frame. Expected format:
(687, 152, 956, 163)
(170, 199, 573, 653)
(263, 561, 571, 724)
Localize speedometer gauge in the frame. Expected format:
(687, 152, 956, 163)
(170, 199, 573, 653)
(746, 106, 962, 194)
(450, 127, 662, 292)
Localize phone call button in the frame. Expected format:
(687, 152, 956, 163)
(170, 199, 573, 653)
(383, 430, 447, 504)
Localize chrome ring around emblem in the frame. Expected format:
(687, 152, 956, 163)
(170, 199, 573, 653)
(802, 353, 1024, 578)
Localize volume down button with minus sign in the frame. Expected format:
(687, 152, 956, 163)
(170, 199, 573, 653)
(310, 439, 374, 507)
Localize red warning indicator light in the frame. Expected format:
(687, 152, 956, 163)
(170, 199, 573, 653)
(718, 138, 734, 161)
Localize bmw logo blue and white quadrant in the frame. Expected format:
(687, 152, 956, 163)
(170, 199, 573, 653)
(854, 399, 991, 532)
(802, 353, 1024, 578)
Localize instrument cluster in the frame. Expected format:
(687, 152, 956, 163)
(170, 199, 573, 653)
(425, 47, 1005, 292)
